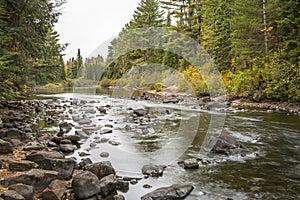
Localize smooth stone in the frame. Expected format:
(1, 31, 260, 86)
(100, 127, 113, 134)
(8, 160, 36, 171)
(183, 158, 199, 169)
(72, 171, 100, 199)
(100, 152, 109, 158)
(59, 144, 75, 153)
(133, 108, 147, 116)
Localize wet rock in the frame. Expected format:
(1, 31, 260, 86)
(99, 174, 117, 197)
(141, 184, 194, 200)
(116, 179, 129, 191)
(0, 139, 13, 154)
(77, 118, 92, 125)
(100, 152, 109, 158)
(79, 152, 90, 157)
(0, 190, 25, 200)
(109, 140, 120, 146)
(75, 130, 89, 139)
(72, 170, 100, 199)
(1, 169, 58, 192)
(163, 98, 180, 104)
(212, 131, 245, 156)
(143, 184, 152, 189)
(9, 184, 34, 200)
(113, 194, 125, 200)
(97, 106, 107, 114)
(58, 122, 73, 135)
(60, 139, 72, 144)
(84, 161, 116, 180)
(100, 127, 113, 134)
(8, 160, 36, 171)
(42, 180, 67, 200)
(130, 179, 138, 185)
(183, 158, 199, 169)
(142, 164, 166, 177)
(89, 142, 97, 148)
(133, 108, 147, 116)
(78, 158, 93, 169)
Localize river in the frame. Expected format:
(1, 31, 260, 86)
(39, 91, 300, 199)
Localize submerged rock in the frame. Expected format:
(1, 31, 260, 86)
(141, 184, 194, 200)
(142, 164, 166, 177)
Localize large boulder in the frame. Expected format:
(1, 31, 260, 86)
(212, 130, 248, 156)
(72, 170, 100, 199)
(142, 164, 166, 177)
(84, 161, 116, 180)
(141, 184, 194, 200)
(1, 169, 58, 192)
(0, 139, 13, 154)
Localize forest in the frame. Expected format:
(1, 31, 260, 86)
(1, 0, 299, 101)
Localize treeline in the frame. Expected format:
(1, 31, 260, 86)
(0, 0, 66, 98)
(102, 0, 299, 101)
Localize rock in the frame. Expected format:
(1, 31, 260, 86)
(114, 194, 125, 200)
(4, 128, 28, 140)
(183, 158, 199, 169)
(99, 174, 117, 197)
(77, 118, 92, 125)
(78, 158, 93, 169)
(0, 190, 25, 200)
(26, 151, 75, 179)
(130, 179, 138, 185)
(72, 171, 100, 199)
(42, 180, 67, 200)
(60, 139, 72, 144)
(212, 131, 244, 156)
(79, 152, 90, 157)
(133, 108, 147, 116)
(84, 161, 116, 180)
(9, 184, 34, 200)
(1, 169, 58, 192)
(116, 179, 129, 191)
(99, 152, 109, 158)
(75, 130, 89, 139)
(109, 140, 120, 146)
(100, 127, 113, 134)
(143, 184, 152, 189)
(58, 122, 73, 135)
(163, 98, 180, 104)
(142, 164, 166, 177)
(8, 160, 36, 171)
(0, 139, 13, 154)
(59, 144, 75, 153)
(50, 158, 76, 180)
(141, 184, 194, 200)
(26, 151, 64, 169)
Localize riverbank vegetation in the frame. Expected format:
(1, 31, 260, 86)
(1, 0, 299, 102)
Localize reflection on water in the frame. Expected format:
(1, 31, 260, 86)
(41, 92, 300, 199)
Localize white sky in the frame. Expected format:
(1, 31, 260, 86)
(55, 0, 140, 61)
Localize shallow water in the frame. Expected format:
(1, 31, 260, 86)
(41, 92, 300, 199)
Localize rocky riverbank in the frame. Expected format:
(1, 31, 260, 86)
(0, 95, 256, 200)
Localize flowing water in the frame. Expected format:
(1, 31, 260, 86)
(41, 92, 300, 199)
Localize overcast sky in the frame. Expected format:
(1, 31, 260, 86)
(55, 0, 140, 61)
